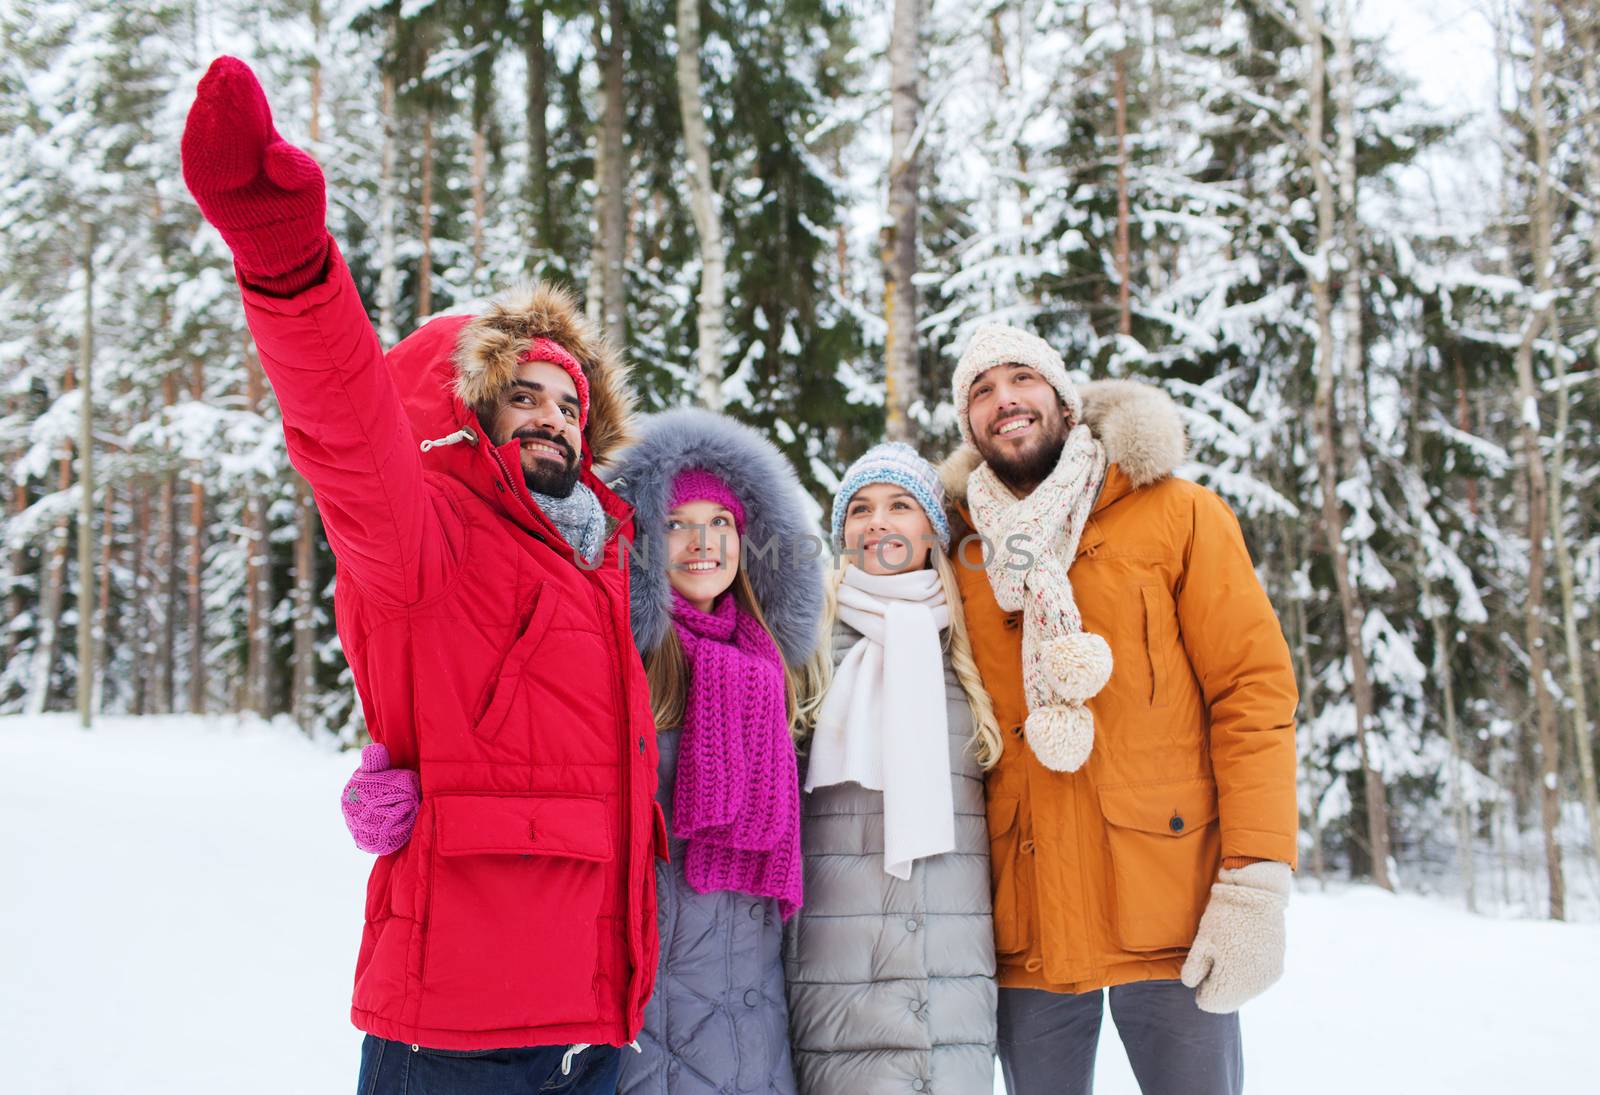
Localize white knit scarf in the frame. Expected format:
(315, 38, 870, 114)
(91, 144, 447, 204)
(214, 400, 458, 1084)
(807, 565, 954, 880)
(966, 424, 1111, 771)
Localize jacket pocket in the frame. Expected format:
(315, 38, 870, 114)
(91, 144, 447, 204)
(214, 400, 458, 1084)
(472, 582, 562, 741)
(651, 800, 671, 862)
(986, 796, 1028, 957)
(1097, 778, 1219, 952)
(418, 793, 612, 1032)
(1140, 585, 1175, 708)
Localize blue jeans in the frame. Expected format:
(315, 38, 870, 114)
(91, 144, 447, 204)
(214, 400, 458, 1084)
(357, 1035, 623, 1095)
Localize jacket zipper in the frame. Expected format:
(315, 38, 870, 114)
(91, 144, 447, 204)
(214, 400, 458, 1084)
(490, 435, 635, 1033)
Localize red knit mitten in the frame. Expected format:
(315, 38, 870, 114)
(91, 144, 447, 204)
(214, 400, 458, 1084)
(180, 56, 330, 295)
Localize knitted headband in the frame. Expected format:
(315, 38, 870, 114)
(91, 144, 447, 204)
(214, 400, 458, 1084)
(520, 336, 590, 429)
(830, 441, 951, 550)
(669, 468, 748, 534)
(951, 323, 1083, 446)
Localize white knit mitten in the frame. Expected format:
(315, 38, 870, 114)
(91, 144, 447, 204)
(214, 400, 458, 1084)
(1180, 860, 1291, 1014)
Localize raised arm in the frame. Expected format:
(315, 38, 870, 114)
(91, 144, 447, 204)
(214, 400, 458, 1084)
(182, 56, 450, 604)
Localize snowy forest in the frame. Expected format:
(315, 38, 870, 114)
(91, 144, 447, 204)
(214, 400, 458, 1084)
(2, 0, 1596, 922)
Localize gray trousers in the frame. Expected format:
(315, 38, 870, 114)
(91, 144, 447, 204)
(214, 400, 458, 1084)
(996, 981, 1242, 1095)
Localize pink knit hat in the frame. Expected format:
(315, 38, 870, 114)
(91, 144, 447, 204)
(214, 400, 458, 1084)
(669, 468, 747, 533)
(519, 336, 590, 429)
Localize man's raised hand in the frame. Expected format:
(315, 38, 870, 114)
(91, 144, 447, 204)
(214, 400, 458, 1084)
(180, 56, 330, 295)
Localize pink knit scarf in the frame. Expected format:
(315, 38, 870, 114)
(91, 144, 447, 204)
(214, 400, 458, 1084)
(670, 590, 803, 920)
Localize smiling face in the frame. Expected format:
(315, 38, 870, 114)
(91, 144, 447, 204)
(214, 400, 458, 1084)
(487, 359, 585, 497)
(966, 362, 1071, 494)
(841, 481, 936, 575)
(666, 499, 741, 612)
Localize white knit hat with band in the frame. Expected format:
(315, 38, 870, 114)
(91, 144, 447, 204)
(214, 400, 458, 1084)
(951, 323, 1083, 445)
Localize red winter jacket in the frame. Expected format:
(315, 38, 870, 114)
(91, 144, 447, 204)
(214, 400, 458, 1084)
(240, 243, 664, 1051)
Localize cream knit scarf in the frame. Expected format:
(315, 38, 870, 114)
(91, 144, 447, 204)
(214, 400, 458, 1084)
(966, 424, 1110, 771)
(807, 566, 953, 879)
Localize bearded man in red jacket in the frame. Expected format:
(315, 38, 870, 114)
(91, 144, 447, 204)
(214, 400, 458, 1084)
(180, 56, 665, 1094)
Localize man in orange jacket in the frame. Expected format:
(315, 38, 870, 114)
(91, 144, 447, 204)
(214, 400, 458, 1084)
(940, 324, 1299, 1095)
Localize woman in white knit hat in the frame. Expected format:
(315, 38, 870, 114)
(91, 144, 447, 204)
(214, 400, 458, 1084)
(784, 442, 1002, 1095)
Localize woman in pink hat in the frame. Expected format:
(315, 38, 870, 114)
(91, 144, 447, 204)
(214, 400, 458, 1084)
(605, 408, 825, 1095)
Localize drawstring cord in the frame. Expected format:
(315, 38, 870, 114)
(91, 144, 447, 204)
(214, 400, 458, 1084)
(420, 426, 478, 452)
(557, 1041, 638, 1076)
(560, 1043, 592, 1076)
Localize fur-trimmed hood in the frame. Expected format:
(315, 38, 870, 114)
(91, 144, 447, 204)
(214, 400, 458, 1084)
(385, 281, 634, 479)
(602, 409, 824, 666)
(938, 378, 1187, 506)
(450, 282, 635, 468)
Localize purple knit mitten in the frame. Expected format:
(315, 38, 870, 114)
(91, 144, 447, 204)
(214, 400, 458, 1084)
(341, 743, 420, 855)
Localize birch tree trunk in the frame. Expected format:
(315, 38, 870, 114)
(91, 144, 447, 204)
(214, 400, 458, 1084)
(156, 372, 178, 712)
(883, 0, 922, 444)
(1514, 0, 1563, 918)
(130, 478, 149, 715)
(1281, 511, 1324, 886)
(1331, 0, 1392, 886)
(6, 480, 29, 682)
(244, 336, 268, 715)
(294, 5, 326, 732)
(419, 109, 435, 318)
(1113, 0, 1132, 338)
(1553, 0, 1600, 862)
(377, 64, 400, 347)
(27, 368, 74, 716)
(526, 1, 553, 259)
(76, 222, 95, 729)
(186, 356, 205, 714)
(94, 457, 113, 715)
(1302, 0, 1391, 888)
(676, 0, 726, 410)
(587, 22, 607, 333)
(597, 0, 628, 345)
(1548, 307, 1595, 864)
(471, 120, 487, 284)
(1408, 367, 1475, 910)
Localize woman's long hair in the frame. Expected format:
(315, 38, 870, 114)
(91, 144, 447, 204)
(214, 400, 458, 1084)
(801, 551, 1003, 771)
(642, 560, 811, 733)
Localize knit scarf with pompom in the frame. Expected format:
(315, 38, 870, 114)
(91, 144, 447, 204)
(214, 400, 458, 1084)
(670, 590, 803, 920)
(966, 423, 1110, 772)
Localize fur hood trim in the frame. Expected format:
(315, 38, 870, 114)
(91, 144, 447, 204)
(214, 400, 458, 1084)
(451, 282, 635, 468)
(603, 408, 825, 666)
(939, 378, 1187, 504)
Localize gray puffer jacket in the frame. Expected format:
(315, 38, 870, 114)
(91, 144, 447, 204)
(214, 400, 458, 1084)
(785, 619, 997, 1095)
(620, 727, 796, 1095)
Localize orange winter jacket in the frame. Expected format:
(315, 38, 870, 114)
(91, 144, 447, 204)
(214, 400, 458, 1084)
(941, 379, 1299, 995)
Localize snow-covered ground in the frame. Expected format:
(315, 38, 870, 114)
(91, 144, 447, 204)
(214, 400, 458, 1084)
(2, 713, 1595, 1094)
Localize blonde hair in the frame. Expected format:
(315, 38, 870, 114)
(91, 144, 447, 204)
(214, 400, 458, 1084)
(801, 551, 1003, 771)
(643, 562, 814, 733)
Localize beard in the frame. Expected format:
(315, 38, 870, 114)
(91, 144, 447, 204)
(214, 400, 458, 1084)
(514, 428, 582, 498)
(974, 411, 1068, 493)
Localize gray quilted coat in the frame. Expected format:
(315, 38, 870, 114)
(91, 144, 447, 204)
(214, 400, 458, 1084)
(784, 619, 998, 1095)
(608, 409, 823, 1095)
(619, 728, 798, 1095)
